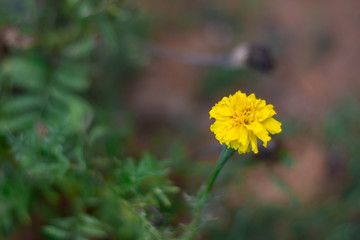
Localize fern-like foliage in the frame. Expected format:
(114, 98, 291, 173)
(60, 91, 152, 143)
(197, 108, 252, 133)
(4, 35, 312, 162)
(0, 53, 92, 134)
(39, 153, 179, 240)
(0, 1, 178, 239)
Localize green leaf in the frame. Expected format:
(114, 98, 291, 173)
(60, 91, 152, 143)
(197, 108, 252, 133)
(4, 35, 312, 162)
(46, 101, 67, 121)
(2, 95, 42, 113)
(62, 37, 95, 58)
(0, 113, 38, 131)
(78, 225, 107, 238)
(154, 188, 171, 207)
(79, 214, 102, 226)
(97, 16, 119, 51)
(1, 56, 46, 90)
(67, 96, 92, 131)
(53, 63, 90, 91)
(88, 125, 107, 144)
(46, 87, 92, 132)
(49, 85, 76, 105)
(43, 226, 69, 239)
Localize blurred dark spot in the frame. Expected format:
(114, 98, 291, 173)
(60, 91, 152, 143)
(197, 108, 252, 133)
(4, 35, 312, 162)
(11, 86, 26, 95)
(312, 29, 334, 60)
(246, 44, 275, 72)
(0, 28, 9, 61)
(327, 144, 347, 180)
(148, 205, 164, 227)
(0, 41, 8, 61)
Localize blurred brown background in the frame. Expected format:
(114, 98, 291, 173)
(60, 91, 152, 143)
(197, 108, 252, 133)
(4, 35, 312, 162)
(129, 0, 360, 205)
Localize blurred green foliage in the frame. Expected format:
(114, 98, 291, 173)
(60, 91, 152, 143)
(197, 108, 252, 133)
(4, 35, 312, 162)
(0, 0, 179, 239)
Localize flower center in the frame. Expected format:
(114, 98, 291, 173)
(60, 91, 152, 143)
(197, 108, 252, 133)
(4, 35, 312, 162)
(233, 105, 254, 125)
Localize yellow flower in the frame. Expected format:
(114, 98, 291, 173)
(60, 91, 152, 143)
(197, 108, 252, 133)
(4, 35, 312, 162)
(210, 91, 282, 154)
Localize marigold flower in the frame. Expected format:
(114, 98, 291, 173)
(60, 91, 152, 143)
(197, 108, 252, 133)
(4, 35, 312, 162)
(210, 91, 282, 154)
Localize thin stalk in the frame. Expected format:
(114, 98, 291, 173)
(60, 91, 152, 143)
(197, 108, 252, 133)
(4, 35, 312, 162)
(183, 146, 236, 239)
(204, 147, 236, 198)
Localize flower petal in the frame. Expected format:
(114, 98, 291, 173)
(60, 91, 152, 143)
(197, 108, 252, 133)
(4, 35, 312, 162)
(249, 133, 258, 153)
(246, 121, 271, 147)
(256, 104, 276, 121)
(238, 126, 249, 145)
(238, 142, 250, 154)
(261, 118, 282, 134)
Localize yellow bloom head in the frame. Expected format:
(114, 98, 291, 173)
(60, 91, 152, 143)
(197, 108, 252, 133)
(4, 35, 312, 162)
(210, 91, 282, 154)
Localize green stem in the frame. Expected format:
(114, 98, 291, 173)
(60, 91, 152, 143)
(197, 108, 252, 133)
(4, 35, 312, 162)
(185, 146, 236, 239)
(204, 146, 236, 198)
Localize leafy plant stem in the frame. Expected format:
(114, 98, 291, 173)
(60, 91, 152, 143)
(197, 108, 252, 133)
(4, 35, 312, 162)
(184, 146, 235, 239)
